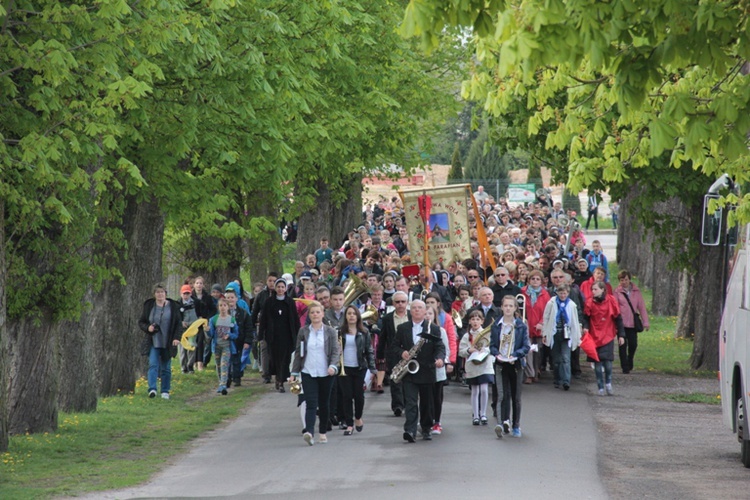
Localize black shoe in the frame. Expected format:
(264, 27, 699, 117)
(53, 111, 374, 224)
(226, 379, 232, 388)
(263, 377, 271, 384)
(622, 369, 630, 374)
(563, 384, 570, 391)
(422, 431, 432, 441)
(233, 379, 241, 387)
(403, 432, 416, 443)
(394, 408, 403, 417)
(221, 388, 228, 395)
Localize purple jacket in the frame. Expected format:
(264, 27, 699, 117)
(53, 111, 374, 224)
(614, 284, 649, 329)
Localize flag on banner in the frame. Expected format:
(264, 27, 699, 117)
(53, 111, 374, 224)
(400, 185, 472, 266)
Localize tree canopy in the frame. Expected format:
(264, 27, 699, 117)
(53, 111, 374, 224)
(402, 0, 750, 223)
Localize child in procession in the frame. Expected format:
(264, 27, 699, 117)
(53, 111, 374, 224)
(459, 310, 495, 426)
(207, 298, 239, 395)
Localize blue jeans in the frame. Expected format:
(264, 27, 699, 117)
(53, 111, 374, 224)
(552, 332, 571, 386)
(595, 360, 613, 389)
(148, 347, 172, 394)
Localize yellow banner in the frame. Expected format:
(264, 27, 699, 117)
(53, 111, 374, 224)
(400, 185, 472, 266)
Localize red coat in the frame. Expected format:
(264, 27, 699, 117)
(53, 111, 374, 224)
(522, 286, 550, 338)
(580, 277, 613, 301)
(584, 294, 621, 348)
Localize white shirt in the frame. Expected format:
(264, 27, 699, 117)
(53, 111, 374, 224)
(302, 325, 329, 377)
(411, 321, 423, 345)
(343, 333, 358, 367)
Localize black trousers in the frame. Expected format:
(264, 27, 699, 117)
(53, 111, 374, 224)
(496, 361, 523, 427)
(586, 206, 598, 229)
(402, 378, 434, 435)
(339, 367, 366, 426)
(432, 380, 445, 424)
(301, 373, 334, 437)
(390, 377, 404, 412)
(619, 327, 638, 372)
(571, 347, 581, 376)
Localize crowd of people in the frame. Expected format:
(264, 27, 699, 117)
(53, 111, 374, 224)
(138, 189, 650, 444)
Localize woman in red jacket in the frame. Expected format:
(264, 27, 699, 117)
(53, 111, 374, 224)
(580, 266, 612, 301)
(584, 282, 625, 396)
(521, 270, 550, 383)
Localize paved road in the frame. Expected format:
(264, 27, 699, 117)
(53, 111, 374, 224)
(91, 377, 606, 499)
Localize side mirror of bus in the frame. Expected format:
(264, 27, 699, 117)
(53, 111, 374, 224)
(701, 194, 722, 246)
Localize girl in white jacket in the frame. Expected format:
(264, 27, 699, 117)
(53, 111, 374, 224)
(459, 310, 495, 425)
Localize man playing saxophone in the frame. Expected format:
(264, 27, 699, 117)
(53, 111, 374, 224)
(389, 300, 445, 443)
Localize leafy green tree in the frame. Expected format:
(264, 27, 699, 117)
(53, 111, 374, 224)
(448, 142, 463, 180)
(401, 0, 749, 369)
(463, 123, 510, 182)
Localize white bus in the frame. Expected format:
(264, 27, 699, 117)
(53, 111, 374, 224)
(702, 176, 750, 467)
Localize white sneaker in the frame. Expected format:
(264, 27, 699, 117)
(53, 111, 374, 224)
(161, 392, 170, 400)
(148, 390, 156, 398)
(598, 388, 605, 396)
(303, 432, 314, 446)
(605, 383, 613, 395)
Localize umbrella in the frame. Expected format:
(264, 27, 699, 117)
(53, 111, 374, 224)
(579, 333, 600, 362)
(180, 318, 208, 351)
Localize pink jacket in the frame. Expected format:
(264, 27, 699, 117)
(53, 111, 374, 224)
(614, 284, 649, 330)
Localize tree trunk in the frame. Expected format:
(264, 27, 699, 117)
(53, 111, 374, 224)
(56, 288, 98, 413)
(674, 202, 722, 370)
(617, 185, 681, 315)
(183, 231, 241, 287)
(7, 314, 59, 434)
(0, 205, 9, 450)
(297, 173, 362, 258)
(93, 196, 166, 396)
(245, 189, 284, 282)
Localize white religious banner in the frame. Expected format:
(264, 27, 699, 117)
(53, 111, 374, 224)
(399, 185, 473, 266)
(508, 183, 536, 203)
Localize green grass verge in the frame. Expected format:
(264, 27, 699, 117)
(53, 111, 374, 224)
(655, 392, 721, 405)
(0, 367, 264, 499)
(609, 262, 716, 378)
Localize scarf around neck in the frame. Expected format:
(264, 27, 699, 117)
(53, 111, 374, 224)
(556, 296, 570, 325)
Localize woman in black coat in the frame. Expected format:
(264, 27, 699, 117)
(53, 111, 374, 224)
(137, 283, 183, 399)
(258, 279, 300, 392)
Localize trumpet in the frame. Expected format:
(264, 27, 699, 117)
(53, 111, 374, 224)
(516, 293, 527, 324)
(451, 309, 463, 329)
(290, 379, 302, 394)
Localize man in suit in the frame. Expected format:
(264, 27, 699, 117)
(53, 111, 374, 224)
(377, 291, 410, 416)
(411, 270, 452, 312)
(490, 267, 521, 308)
(390, 300, 445, 442)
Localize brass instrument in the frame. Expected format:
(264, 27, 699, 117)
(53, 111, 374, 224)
(343, 274, 370, 307)
(516, 293, 527, 324)
(338, 335, 347, 377)
(361, 304, 379, 323)
(451, 309, 463, 329)
(558, 215, 570, 228)
(290, 379, 302, 394)
(390, 337, 426, 383)
(496, 323, 516, 362)
(467, 323, 492, 365)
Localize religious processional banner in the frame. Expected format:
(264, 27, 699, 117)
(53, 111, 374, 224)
(399, 185, 473, 266)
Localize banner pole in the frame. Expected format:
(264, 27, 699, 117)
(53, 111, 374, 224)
(469, 188, 497, 284)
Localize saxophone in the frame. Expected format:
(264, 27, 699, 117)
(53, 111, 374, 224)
(390, 337, 426, 383)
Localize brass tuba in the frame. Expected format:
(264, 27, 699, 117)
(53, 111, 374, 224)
(343, 274, 370, 307)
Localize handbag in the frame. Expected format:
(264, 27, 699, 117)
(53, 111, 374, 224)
(622, 292, 644, 333)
